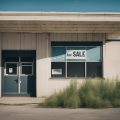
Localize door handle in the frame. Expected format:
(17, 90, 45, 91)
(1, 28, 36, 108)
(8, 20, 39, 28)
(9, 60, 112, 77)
(19, 80, 21, 84)
(17, 77, 21, 84)
(18, 75, 21, 84)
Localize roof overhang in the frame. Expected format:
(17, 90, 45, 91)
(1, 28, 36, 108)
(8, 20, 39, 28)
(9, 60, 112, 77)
(0, 12, 120, 33)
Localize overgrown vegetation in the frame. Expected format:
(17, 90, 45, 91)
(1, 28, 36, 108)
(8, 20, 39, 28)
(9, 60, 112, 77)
(42, 78, 120, 108)
(42, 80, 80, 108)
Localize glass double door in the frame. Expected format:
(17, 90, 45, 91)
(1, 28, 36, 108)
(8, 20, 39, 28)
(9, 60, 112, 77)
(2, 51, 36, 96)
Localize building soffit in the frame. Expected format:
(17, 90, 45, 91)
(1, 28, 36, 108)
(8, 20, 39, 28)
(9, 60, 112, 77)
(0, 12, 120, 33)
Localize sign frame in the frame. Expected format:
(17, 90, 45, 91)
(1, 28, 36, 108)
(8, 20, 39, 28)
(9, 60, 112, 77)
(66, 50, 86, 60)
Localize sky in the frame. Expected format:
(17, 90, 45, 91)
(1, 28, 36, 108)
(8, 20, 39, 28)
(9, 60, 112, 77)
(0, 0, 120, 12)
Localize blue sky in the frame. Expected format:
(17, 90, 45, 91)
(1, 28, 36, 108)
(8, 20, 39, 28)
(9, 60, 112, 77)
(0, 0, 120, 12)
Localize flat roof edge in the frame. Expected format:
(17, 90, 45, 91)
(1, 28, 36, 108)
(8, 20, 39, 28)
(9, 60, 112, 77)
(1, 12, 120, 22)
(0, 11, 120, 15)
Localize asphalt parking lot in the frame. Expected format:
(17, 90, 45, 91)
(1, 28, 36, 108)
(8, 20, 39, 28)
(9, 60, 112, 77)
(0, 105, 120, 120)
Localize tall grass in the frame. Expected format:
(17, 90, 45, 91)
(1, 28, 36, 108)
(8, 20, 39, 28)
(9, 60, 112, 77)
(43, 80, 80, 108)
(42, 78, 120, 108)
(79, 78, 115, 108)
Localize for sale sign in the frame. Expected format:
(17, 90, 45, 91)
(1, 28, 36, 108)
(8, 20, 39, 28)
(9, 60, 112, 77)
(66, 50, 86, 59)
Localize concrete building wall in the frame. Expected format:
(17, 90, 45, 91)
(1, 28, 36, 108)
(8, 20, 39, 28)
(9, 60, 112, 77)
(50, 33, 105, 41)
(1, 33, 37, 50)
(36, 33, 106, 97)
(104, 41, 120, 79)
(36, 33, 51, 97)
(0, 32, 120, 97)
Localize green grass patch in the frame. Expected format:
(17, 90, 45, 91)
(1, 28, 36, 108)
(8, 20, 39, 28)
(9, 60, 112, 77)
(42, 78, 120, 108)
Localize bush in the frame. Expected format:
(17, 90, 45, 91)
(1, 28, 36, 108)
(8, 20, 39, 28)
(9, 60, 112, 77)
(112, 81, 120, 107)
(42, 78, 120, 108)
(62, 80, 80, 108)
(112, 99, 120, 107)
(113, 81, 120, 99)
(42, 94, 58, 107)
(43, 80, 80, 108)
(79, 78, 113, 108)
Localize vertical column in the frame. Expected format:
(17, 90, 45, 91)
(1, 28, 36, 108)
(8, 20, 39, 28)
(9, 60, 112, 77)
(36, 33, 50, 97)
(102, 35, 106, 78)
(104, 33, 120, 79)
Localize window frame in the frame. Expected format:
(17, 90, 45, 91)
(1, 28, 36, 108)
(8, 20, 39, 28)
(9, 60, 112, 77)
(20, 62, 33, 76)
(4, 62, 18, 76)
(51, 62, 66, 77)
(51, 43, 103, 78)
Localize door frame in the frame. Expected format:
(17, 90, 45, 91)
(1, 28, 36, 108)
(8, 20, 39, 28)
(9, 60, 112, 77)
(1, 50, 36, 97)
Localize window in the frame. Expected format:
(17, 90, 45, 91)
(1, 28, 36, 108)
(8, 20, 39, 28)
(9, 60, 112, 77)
(51, 42, 102, 78)
(67, 62, 85, 77)
(86, 62, 102, 77)
(21, 62, 33, 75)
(21, 57, 34, 62)
(5, 62, 18, 75)
(51, 47, 66, 77)
(51, 62, 66, 77)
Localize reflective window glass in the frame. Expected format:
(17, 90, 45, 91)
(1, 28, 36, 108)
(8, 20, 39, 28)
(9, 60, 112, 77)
(6, 63, 18, 75)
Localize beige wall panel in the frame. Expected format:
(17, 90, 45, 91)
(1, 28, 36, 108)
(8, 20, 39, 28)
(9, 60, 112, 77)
(104, 41, 120, 79)
(92, 33, 106, 41)
(2, 33, 37, 50)
(37, 33, 49, 58)
(50, 33, 80, 41)
(60, 33, 78, 41)
(77, 33, 87, 41)
(48, 34, 51, 57)
(49, 33, 54, 41)
(50, 33, 105, 42)
(86, 33, 106, 41)
(36, 33, 51, 97)
(86, 33, 93, 41)
(107, 33, 120, 40)
(47, 79, 85, 96)
(20, 33, 36, 50)
(2, 33, 21, 50)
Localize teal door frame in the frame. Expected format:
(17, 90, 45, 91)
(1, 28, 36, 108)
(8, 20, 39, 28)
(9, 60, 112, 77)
(2, 50, 36, 97)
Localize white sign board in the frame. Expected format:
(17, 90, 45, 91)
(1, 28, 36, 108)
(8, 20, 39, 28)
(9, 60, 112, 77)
(66, 50, 86, 59)
(9, 68, 13, 73)
(52, 69, 62, 75)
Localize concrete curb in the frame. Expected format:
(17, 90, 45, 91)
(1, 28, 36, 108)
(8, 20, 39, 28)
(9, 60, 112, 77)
(0, 97, 45, 105)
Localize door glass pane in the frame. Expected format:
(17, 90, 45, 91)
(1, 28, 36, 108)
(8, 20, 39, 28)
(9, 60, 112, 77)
(6, 63, 17, 75)
(21, 57, 33, 62)
(21, 65, 33, 75)
(22, 63, 32, 65)
(4, 57, 19, 62)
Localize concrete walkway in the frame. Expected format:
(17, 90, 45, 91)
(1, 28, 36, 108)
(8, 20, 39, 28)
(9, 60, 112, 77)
(0, 105, 120, 120)
(0, 97, 45, 105)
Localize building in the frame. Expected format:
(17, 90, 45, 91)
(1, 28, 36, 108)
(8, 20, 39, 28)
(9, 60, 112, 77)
(0, 12, 120, 97)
